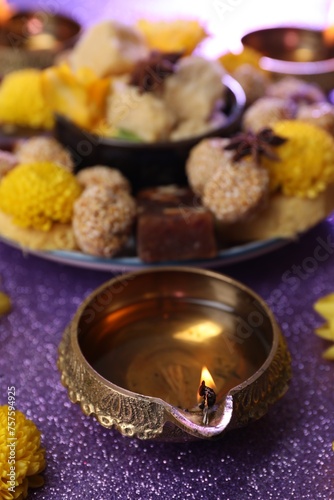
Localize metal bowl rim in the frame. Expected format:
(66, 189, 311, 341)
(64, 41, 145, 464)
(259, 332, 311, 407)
(67, 266, 282, 405)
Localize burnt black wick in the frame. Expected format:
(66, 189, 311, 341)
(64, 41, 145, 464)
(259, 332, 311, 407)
(198, 380, 216, 425)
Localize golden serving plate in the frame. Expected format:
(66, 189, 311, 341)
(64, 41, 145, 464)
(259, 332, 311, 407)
(58, 267, 291, 441)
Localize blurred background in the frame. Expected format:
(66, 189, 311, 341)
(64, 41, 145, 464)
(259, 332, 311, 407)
(7, 0, 333, 55)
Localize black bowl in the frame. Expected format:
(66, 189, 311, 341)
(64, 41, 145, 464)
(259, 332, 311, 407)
(54, 74, 246, 191)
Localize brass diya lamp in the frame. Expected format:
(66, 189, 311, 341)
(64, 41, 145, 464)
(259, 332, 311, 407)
(0, 8, 81, 74)
(241, 26, 334, 91)
(58, 268, 292, 441)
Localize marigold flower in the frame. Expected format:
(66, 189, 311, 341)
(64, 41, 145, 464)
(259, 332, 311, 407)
(0, 162, 82, 231)
(0, 65, 110, 131)
(0, 69, 53, 130)
(314, 293, 334, 360)
(0, 406, 46, 500)
(41, 63, 110, 129)
(136, 19, 208, 55)
(218, 47, 264, 73)
(262, 120, 334, 198)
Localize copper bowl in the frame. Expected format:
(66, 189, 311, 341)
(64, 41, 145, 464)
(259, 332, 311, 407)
(58, 267, 292, 442)
(242, 26, 334, 91)
(0, 10, 81, 74)
(54, 74, 246, 190)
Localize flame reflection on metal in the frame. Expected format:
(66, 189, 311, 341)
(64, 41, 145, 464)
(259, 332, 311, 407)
(173, 321, 222, 343)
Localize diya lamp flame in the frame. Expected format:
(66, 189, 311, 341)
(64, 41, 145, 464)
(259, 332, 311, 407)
(198, 366, 217, 425)
(323, 0, 334, 45)
(0, 0, 13, 22)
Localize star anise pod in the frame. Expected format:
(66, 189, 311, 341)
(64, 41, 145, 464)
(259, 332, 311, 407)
(129, 50, 183, 94)
(224, 127, 288, 163)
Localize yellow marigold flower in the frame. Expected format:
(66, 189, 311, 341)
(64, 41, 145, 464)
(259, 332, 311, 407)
(0, 291, 11, 316)
(314, 293, 334, 360)
(136, 19, 208, 55)
(218, 47, 264, 73)
(42, 63, 110, 129)
(0, 162, 82, 231)
(0, 69, 53, 130)
(0, 406, 46, 500)
(262, 120, 334, 198)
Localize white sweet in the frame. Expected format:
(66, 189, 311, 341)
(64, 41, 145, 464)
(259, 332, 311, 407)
(163, 56, 225, 122)
(106, 78, 175, 142)
(69, 21, 149, 77)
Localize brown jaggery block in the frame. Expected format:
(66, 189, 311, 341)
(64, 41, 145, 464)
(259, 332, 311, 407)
(137, 206, 218, 263)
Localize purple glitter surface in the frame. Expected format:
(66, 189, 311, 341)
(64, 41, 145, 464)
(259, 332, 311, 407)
(1, 2, 334, 498)
(1, 217, 334, 500)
